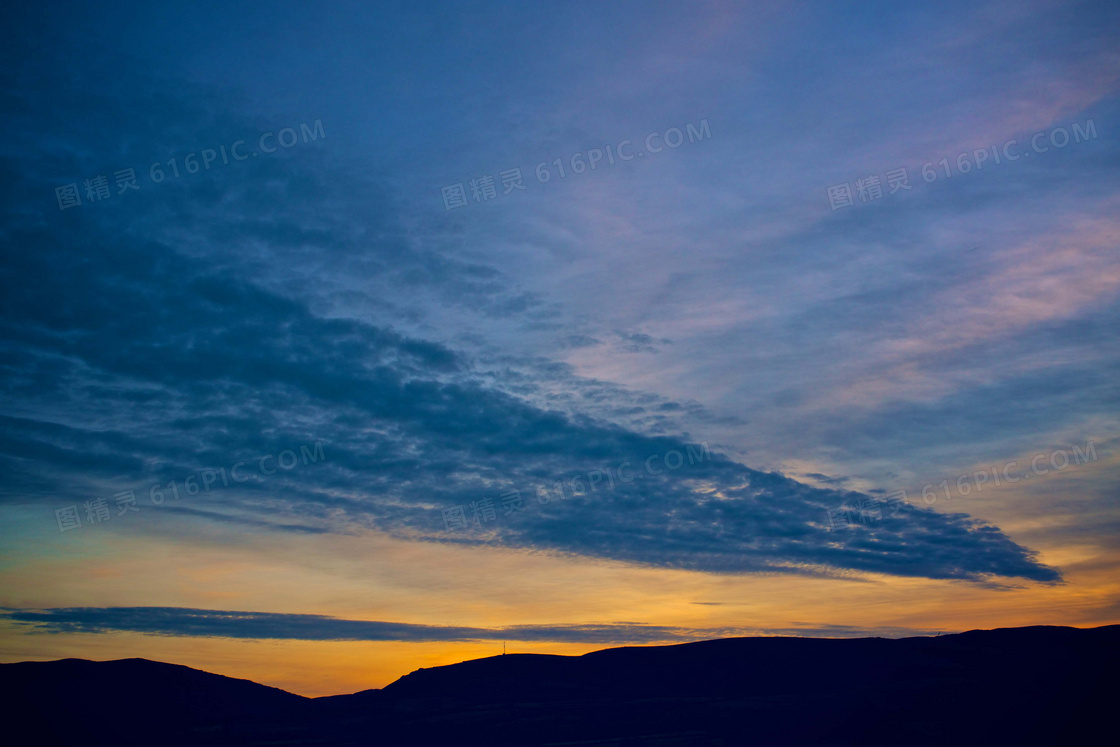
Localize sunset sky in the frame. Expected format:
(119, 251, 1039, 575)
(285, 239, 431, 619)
(2, 0, 1118, 697)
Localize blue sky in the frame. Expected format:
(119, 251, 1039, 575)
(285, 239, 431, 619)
(1, 0, 1118, 694)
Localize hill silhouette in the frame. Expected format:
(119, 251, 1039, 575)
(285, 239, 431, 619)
(0, 656, 308, 744)
(2, 625, 1116, 745)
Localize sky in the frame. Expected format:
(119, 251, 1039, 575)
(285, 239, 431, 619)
(1, 0, 1118, 696)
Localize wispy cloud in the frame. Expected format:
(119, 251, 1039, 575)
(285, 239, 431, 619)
(0, 607, 944, 644)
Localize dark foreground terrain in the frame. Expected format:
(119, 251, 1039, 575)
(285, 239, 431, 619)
(2, 625, 1116, 746)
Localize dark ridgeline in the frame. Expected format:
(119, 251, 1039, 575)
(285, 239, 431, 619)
(0, 657, 308, 744)
(2, 625, 1115, 746)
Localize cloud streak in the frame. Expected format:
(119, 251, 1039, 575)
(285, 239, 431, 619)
(0, 607, 944, 644)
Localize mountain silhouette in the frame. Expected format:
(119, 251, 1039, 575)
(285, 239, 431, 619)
(2, 625, 1115, 745)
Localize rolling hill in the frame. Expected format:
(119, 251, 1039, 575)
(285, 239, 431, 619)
(2, 625, 1115, 745)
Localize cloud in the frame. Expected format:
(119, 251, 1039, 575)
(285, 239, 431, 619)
(0, 607, 944, 643)
(804, 473, 850, 486)
(0, 32, 1068, 584)
(614, 330, 672, 354)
